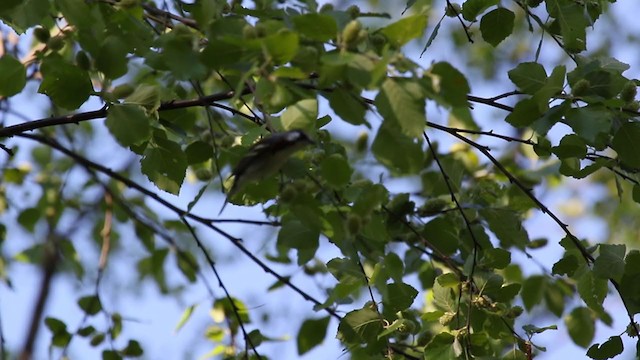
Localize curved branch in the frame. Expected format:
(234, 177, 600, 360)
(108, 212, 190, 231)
(17, 133, 343, 322)
(0, 88, 251, 139)
(466, 95, 514, 112)
(181, 218, 261, 357)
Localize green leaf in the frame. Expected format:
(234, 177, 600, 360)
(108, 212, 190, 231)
(521, 275, 546, 311)
(430, 62, 471, 107)
(59, 239, 84, 279)
(46, 317, 72, 347)
(424, 332, 456, 359)
(45, 317, 68, 333)
(508, 62, 547, 95)
(157, 29, 207, 80)
(200, 38, 248, 69)
(546, 0, 589, 53)
(256, 78, 297, 113)
(480, 248, 511, 269)
(633, 185, 640, 204)
(351, 181, 388, 215)
(403, 0, 417, 14)
(297, 317, 330, 355)
(567, 58, 629, 98)
(422, 217, 460, 256)
(461, 0, 499, 21)
(506, 98, 542, 127)
(141, 133, 187, 195)
(532, 65, 565, 110)
(593, 244, 625, 282)
(611, 122, 640, 169)
(327, 258, 365, 285)
(95, 36, 129, 79)
(38, 55, 92, 109)
(565, 307, 595, 348)
(320, 153, 353, 188)
(1, 0, 50, 33)
(105, 104, 152, 147)
(0, 0, 21, 13)
(337, 308, 382, 344)
(292, 14, 337, 42)
(17, 208, 40, 232)
(587, 336, 624, 360)
(562, 106, 612, 148)
(379, 14, 428, 47)
(619, 251, 640, 314)
(371, 119, 424, 175)
(102, 350, 122, 360)
(281, 98, 318, 133)
(438, 273, 460, 288)
(383, 252, 404, 282)
(121, 340, 144, 356)
(185, 141, 213, 164)
(479, 209, 529, 249)
(56, 0, 105, 53)
(277, 217, 319, 265)
(263, 30, 299, 64)
(544, 280, 567, 317)
(480, 8, 515, 46)
(78, 295, 102, 315)
(494, 283, 521, 302)
(176, 250, 198, 282)
(577, 267, 608, 312)
(326, 88, 367, 125)
(125, 84, 161, 113)
(552, 134, 587, 159)
(375, 78, 425, 138)
(0, 55, 26, 96)
(433, 275, 458, 311)
(384, 282, 418, 311)
(421, 17, 442, 55)
(552, 255, 579, 276)
(111, 313, 122, 339)
(77, 325, 96, 337)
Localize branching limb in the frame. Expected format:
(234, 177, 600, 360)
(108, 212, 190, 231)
(440, 130, 640, 337)
(17, 133, 343, 322)
(0, 88, 254, 139)
(424, 131, 480, 353)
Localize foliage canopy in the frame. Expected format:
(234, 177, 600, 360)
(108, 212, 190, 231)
(1, 0, 640, 359)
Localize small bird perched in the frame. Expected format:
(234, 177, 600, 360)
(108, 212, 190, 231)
(219, 129, 315, 214)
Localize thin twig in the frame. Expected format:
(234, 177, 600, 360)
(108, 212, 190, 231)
(424, 131, 480, 353)
(180, 218, 261, 358)
(141, 3, 199, 29)
(513, 0, 577, 64)
(445, 0, 473, 43)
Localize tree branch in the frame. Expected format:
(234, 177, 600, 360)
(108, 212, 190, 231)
(0, 88, 252, 139)
(19, 236, 58, 360)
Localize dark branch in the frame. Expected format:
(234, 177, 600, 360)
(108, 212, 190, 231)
(19, 238, 58, 360)
(0, 88, 252, 139)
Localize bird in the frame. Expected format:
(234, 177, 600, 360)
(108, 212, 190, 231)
(218, 129, 315, 214)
